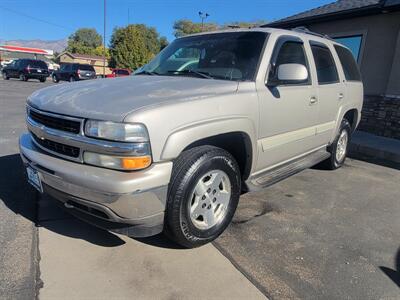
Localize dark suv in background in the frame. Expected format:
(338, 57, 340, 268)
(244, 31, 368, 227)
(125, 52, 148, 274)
(2, 59, 49, 82)
(52, 63, 96, 83)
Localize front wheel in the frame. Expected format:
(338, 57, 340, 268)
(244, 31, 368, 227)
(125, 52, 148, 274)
(19, 73, 28, 81)
(165, 146, 241, 248)
(322, 119, 351, 170)
(2, 72, 9, 80)
(52, 75, 59, 83)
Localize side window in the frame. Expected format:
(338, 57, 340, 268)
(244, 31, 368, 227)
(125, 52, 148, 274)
(310, 44, 339, 84)
(334, 45, 361, 81)
(269, 40, 310, 85)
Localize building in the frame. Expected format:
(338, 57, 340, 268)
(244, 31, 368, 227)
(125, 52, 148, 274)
(266, 0, 400, 139)
(0, 45, 53, 65)
(57, 51, 111, 76)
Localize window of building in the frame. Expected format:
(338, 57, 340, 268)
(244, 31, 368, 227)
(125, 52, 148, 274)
(333, 35, 362, 62)
(334, 45, 361, 81)
(310, 44, 339, 84)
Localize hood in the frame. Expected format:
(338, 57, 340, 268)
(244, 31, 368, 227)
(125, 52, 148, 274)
(28, 76, 239, 122)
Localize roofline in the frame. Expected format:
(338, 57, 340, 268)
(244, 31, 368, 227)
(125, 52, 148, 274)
(264, 1, 400, 29)
(57, 51, 104, 60)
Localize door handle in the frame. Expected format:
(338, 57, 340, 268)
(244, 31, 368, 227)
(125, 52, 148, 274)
(310, 96, 318, 105)
(338, 93, 344, 100)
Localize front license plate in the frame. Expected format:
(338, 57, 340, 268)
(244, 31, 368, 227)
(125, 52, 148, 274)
(37, 69, 42, 73)
(27, 166, 43, 193)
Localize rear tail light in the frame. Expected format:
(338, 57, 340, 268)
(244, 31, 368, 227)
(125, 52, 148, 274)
(26, 66, 31, 72)
(77, 69, 81, 75)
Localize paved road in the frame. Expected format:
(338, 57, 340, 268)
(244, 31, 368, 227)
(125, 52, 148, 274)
(0, 79, 53, 299)
(215, 160, 400, 299)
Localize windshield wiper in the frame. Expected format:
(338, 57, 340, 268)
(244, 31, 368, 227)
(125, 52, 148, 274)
(135, 70, 160, 76)
(167, 70, 214, 79)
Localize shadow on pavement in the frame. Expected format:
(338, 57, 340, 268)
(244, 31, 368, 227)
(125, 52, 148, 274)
(380, 248, 400, 288)
(0, 154, 125, 247)
(0, 154, 182, 249)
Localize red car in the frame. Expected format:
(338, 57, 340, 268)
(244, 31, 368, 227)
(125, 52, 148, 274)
(106, 68, 131, 78)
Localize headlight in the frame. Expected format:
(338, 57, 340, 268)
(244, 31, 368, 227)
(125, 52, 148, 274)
(83, 152, 152, 170)
(85, 120, 149, 143)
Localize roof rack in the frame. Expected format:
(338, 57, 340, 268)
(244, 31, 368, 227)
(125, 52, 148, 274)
(291, 26, 334, 41)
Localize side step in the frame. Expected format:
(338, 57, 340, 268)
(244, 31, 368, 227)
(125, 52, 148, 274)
(246, 149, 331, 191)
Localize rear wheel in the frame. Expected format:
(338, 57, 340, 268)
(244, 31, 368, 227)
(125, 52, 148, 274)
(52, 75, 59, 83)
(2, 72, 9, 80)
(322, 119, 351, 170)
(165, 146, 241, 248)
(19, 73, 28, 81)
(69, 76, 75, 82)
(39, 77, 46, 83)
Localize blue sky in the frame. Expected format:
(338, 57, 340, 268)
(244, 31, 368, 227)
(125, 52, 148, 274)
(0, 0, 332, 43)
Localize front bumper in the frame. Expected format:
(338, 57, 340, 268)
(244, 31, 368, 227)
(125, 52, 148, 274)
(19, 133, 173, 237)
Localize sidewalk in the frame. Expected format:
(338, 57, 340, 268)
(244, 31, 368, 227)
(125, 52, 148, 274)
(37, 195, 266, 300)
(349, 131, 400, 169)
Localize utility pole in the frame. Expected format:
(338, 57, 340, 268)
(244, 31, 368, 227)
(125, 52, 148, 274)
(103, 0, 106, 77)
(198, 11, 209, 31)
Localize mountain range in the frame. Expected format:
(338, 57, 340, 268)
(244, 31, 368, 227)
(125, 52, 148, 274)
(0, 39, 67, 53)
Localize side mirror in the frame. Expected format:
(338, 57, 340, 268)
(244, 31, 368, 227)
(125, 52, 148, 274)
(277, 63, 308, 82)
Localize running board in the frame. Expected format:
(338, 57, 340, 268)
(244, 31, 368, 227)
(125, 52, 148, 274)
(246, 149, 331, 191)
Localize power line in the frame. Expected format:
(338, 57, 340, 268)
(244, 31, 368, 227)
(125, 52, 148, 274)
(0, 5, 72, 31)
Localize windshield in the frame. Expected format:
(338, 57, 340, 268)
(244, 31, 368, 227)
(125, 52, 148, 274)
(137, 32, 267, 81)
(79, 64, 95, 71)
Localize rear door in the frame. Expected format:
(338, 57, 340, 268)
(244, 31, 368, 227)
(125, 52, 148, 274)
(256, 35, 320, 170)
(309, 41, 345, 144)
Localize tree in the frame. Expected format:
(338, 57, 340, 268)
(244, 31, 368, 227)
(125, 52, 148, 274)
(67, 28, 103, 55)
(109, 25, 151, 70)
(159, 37, 169, 50)
(109, 24, 166, 70)
(173, 19, 218, 38)
(172, 19, 268, 38)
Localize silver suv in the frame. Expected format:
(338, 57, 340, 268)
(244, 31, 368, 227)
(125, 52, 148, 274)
(19, 28, 363, 248)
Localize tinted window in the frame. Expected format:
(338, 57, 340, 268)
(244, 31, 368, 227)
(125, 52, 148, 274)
(311, 44, 339, 84)
(117, 69, 129, 75)
(334, 35, 362, 61)
(270, 41, 309, 84)
(334, 45, 361, 81)
(29, 60, 47, 69)
(79, 64, 95, 71)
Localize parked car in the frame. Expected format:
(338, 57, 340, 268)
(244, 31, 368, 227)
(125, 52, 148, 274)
(52, 63, 96, 83)
(2, 59, 49, 82)
(20, 28, 363, 248)
(106, 68, 131, 78)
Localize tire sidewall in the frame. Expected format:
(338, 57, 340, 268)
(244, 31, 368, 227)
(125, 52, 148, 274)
(331, 119, 351, 168)
(52, 75, 58, 83)
(179, 155, 240, 240)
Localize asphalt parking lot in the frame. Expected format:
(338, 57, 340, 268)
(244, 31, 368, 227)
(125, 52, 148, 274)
(1, 78, 399, 299)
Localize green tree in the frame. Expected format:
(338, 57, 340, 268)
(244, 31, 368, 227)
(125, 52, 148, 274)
(172, 19, 268, 38)
(159, 36, 169, 50)
(109, 24, 166, 70)
(173, 19, 218, 38)
(67, 28, 103, 55)
(109, 25, 151, 70)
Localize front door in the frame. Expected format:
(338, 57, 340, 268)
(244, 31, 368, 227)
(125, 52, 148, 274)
(256, 36, 321, 171)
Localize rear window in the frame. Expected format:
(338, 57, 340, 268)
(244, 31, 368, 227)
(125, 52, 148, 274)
(117, 69, 129, 75)
(334, 45, 361, 81)
(310, 44, 339, 84)
(29, 60, 47, 69)
(78, 64, 95, 71)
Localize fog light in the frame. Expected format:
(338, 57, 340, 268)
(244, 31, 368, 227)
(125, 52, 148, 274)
(83, 152, 151, 170)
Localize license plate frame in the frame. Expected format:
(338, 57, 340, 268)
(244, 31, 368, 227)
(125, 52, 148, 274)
(26, 166, 43, 193)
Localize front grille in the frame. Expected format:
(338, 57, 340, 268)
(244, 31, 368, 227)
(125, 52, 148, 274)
(32, 133, 80, 158)
(29, 109, 81, 134)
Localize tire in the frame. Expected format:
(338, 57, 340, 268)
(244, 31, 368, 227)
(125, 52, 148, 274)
(69, 76, 75, 82)
(52, 75, 59, 83)
(165, 145, 241, 248)
(40, 77, 46, 83)
(2, 72, 9, 80)
(19, 73, 28, 81)
(322, 119, 352, 170)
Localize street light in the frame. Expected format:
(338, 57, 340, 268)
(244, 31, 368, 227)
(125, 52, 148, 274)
(198, 11, 210, 31)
